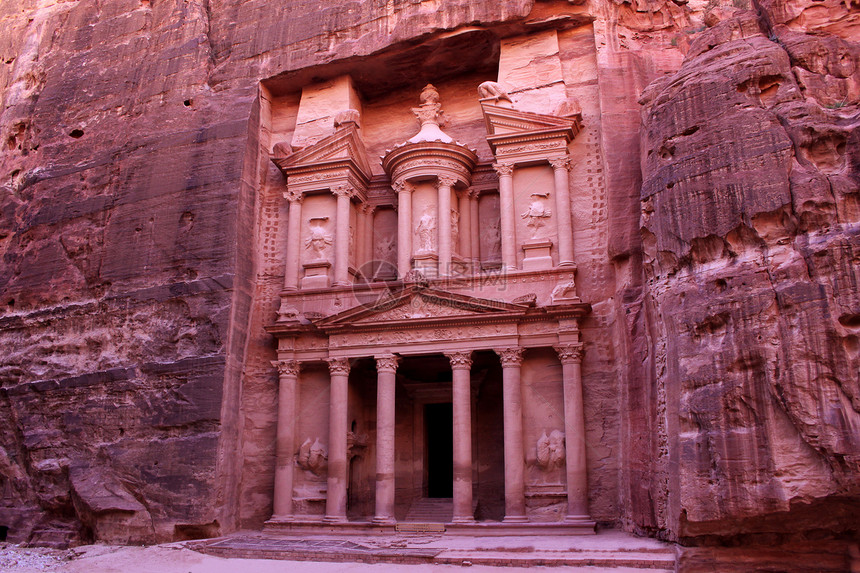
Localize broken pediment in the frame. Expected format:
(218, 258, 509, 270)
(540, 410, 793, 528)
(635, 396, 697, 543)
(315, 286, 532, 329)
(272, 122, 372, 183)
(481, 102, 582, 160)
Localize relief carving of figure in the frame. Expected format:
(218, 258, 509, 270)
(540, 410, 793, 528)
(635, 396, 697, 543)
(416, 206, 436, 253)
(521, 194, 552, 239)
(536, 430, 565, 470)
(374, 233, 396, 262)
(485, 218, 501, 261)
(305, 217, 332, 260)
(297, 437, 328, 475)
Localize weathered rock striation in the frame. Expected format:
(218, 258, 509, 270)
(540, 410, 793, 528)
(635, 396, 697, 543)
(638, 0, 860, 564)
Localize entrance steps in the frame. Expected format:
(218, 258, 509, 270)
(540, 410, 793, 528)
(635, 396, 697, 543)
(194, 529, 677, 570)
(404, 497, 453, 523)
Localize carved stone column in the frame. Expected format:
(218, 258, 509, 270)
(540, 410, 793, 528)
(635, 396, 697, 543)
(469, 189, 480, 264)
(272, 359, 299, 520)
(437, 176, 456, 276)
(458, 188, 472, 260)
(362, 204, 375, 271)
(394, 181, 413, 278)
(497, 348, 527, 522)
(284, 191, 303, 290)
(446, 350, 474, 523)
(493, 162, 517, 271)
(550, 157, 575, 267)
(325, 357, 351, 523)
(554, 343, 590, 522)
(333, 185, 353, 286)
(373, 354, 399, 524)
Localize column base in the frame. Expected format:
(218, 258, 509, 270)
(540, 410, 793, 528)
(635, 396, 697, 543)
(269, 514, 294, 523)
(451, 516, 476, 524)
(371, 516, 396, 526)
(322, 515, 348, 524)
(502, 515, 529, 524)
(564, 514, 596, 526)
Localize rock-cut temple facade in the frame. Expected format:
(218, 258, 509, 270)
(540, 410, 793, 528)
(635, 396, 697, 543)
(266, 78, 596, 531)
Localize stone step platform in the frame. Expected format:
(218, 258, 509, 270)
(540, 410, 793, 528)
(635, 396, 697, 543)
(404, 497, 453, 522)
(192, 529, 677, 569)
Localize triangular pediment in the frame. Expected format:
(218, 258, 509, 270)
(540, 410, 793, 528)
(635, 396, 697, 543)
(481, 103, 581, 138)
(272, 124, 372, 180)
(315, 286, 531, 329)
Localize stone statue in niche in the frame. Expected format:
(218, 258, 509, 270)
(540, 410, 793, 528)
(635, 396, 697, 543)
(521, 193, 552, 239)
(536, 430, 566, 470)
(478, 81, 513, 106)
(297, 437, 328, 475)
(305, 217, 332, 260)
(416, 206, 437, 253)
(349, 224, 355, 262)
(485, 218, 501, 261)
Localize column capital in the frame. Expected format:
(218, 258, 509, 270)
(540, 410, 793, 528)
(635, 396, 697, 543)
(468, 187, 481, 200)
(272, 359, 299, 377)
(360, 202, 376, 215)
(327, 357, 351, 375)
(284, 190, 304, 203)
(332, 183, 356, 198)
(496, 348, 524, 367)
(375, 354, 400, 373)
(554, 343, 584, 364)
(492, 162, 514, 177)
(549, 156, 571, 171)
(445, 351, 473, 370)
(392, 180, 414, 194)
(436, 175, 458, 189)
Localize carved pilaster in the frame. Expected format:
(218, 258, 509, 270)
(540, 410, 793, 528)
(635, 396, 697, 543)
(496, 348, 524, 367)
(327, 357, 351, 376)
(445, 351, 473, 370)
(375, 354, 400, 373)
(272, 359, 299, 377)
(554, 344, 584, 364)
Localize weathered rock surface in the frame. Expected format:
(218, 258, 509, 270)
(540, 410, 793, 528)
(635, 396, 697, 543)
(638, 0, 860, 554)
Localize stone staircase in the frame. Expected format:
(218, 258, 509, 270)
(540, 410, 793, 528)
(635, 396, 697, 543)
(404, 497, 453, 523)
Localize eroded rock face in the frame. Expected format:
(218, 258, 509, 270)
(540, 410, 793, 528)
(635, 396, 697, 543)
(639, 2, 860, 548)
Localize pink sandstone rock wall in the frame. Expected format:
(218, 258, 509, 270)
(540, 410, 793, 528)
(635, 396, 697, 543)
(0, 0, 857, 565)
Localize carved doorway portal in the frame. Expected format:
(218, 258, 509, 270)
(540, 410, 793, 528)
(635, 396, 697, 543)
(425, 402, 453, 498)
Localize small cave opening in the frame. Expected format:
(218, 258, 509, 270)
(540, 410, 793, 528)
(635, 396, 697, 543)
(0, 525, 8, 541)
(183, 99, 192, 107)
(68, 129, 84, 139)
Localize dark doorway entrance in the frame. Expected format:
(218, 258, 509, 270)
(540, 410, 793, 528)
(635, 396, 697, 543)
(425, 402, 453, 498)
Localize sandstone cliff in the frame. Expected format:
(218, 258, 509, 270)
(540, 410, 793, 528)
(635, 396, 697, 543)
(636, 0, 860, 567)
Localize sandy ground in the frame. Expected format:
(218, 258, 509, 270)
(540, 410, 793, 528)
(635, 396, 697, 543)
(0, 542, 566, 573)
